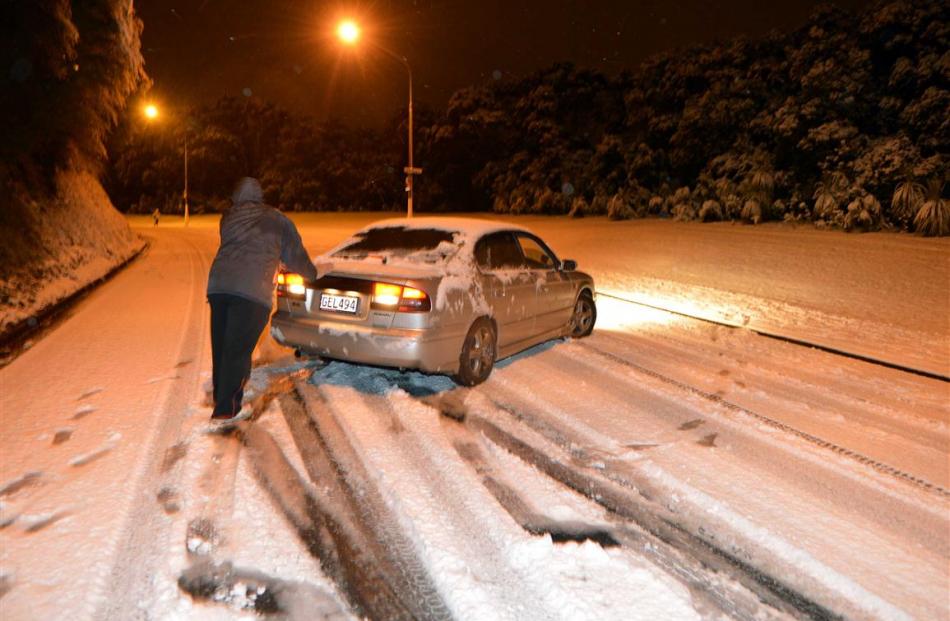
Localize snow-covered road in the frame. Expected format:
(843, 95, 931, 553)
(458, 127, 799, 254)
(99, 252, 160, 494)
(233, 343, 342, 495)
(1, 215, 947, 620)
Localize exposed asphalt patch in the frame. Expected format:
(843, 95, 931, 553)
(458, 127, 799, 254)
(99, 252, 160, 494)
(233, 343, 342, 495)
(178, 560, 347, 618)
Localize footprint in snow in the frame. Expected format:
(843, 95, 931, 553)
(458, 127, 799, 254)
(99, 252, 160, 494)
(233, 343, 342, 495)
(678, 419, 705, 431)
(718, 369, 730, 376)
(77, 387, 103, 401)
(160, 442, 188, 473)
(697, 433, 718, 448)
(72, 404, 96, 420)
(0, 572, 13, 599)
(157, 488, 181, 514)
(186, 517, 221, 556)
(624, 442, 660, 451)
(52, 428, 74, 445)
(174, 359, 193, 369)
(0, 471, 44, 498)
(21, 510, 70, 533)
(69, 447, 112, 467)
(146, 374, 181, 384)
(69, 432, 121, 467)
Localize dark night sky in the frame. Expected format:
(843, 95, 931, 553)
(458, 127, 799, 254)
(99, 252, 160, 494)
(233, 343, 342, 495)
(137, 0, 870, 126)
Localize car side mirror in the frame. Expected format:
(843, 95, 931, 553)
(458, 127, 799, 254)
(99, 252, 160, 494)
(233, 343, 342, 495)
(560, 259, 577, 271)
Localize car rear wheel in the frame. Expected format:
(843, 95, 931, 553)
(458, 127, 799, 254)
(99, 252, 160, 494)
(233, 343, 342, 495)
(569, 291, 596, 338)
(456, 318, 496, 386)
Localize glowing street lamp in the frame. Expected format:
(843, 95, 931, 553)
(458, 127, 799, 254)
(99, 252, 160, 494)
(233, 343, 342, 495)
(335, 19, 419, 217)
(142, 102, 190, 226)
(336, 20, 360, 45)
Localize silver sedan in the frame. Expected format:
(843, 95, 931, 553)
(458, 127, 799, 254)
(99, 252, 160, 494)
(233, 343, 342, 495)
(270, 217, 596, 385)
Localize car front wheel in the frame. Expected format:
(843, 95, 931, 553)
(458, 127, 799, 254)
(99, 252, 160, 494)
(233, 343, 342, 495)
(569, 291, 596, 338)
(456, 318, 496, 386)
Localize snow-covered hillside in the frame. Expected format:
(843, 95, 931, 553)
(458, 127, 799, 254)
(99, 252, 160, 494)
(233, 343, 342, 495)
(0, 170, 144, 343)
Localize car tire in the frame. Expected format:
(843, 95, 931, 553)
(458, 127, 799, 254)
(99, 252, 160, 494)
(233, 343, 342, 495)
(569, 291, 597, 338)
(455, 318, 497, 386)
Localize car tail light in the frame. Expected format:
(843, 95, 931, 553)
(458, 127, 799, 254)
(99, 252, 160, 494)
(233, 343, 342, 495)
(277, 272, 306, 297)
(372, 282, 431, 312)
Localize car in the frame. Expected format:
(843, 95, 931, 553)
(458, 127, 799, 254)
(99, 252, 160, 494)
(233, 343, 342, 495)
(270, 217, 596, 385)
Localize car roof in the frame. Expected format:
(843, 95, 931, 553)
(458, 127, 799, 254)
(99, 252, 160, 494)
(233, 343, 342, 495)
(363, 216, 534, 239)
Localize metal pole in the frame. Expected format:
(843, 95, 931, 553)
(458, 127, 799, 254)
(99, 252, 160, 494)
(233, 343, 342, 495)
(407, 62, 413, 218)
(373, 46, 419, 217)
(183, 134, 190, 226)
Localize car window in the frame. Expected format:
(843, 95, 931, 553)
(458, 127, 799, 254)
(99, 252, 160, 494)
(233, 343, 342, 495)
(475, 232, 524, 270)
(333, 226, 458, 262)
(515, 234, 557, 270)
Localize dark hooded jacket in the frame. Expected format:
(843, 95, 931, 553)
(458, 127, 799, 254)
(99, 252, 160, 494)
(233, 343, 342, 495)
(207, 178, 317, 308)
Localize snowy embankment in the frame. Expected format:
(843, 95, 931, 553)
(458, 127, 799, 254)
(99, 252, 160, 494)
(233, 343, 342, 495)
(0, 170, 144, 345)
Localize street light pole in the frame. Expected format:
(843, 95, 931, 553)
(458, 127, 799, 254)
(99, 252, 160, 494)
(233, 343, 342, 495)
(142, 102, 191, 226)
(403, 56, 414, 218)
(389, 53, 420, 218)
(183, 133, 189, 226)
(335, 21, 420, 218)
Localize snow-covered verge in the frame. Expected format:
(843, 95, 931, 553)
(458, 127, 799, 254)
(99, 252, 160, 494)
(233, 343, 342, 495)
(0, 170, 144, 342)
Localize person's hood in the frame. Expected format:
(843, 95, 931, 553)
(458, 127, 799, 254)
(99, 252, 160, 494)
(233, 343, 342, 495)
(232, 177, 264, 205)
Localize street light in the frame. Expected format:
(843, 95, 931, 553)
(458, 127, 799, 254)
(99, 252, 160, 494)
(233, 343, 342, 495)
(335, 19, 419, 217)
(336, 20, 360, 45)
(142, 102, 190, 226)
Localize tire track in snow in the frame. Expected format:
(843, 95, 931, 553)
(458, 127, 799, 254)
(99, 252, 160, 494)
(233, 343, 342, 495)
(95, 230, 215, 619)
(477, 350, 943, 619)
(592, 325, 947, 454)
(596, 291, 950, 383)
(287, 382, 453, 621)
(457, 400, 831, 621)
(575, 340, 950, 499)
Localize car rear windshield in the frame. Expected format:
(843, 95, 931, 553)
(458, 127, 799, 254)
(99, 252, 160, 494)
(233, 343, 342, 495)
(333, 226, 458, 262)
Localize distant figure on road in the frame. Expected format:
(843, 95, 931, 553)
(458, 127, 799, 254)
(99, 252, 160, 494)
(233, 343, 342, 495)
(152, 207, 160, 226)
(206, 177, 318, 422)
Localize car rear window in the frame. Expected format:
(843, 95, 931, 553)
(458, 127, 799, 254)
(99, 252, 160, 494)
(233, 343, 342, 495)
(333, 226, 458, 261)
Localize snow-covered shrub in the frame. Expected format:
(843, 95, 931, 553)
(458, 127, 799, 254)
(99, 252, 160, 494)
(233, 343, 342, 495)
(770, 199, 787, 221)
(891, 180, 925, 222)
(672, 202, 697, 221)
(536, 188, 561, 214)
(749, 170, 775, 197)
(714, 177, 736, 203)
(589, 192, 609, 215)
(699, 200, 723, 222)
(492, 196, 508, 213)
(913, 183, 949, 236)
(813, 172, 849, 226)
(723, 194, 743, 220)
(672, 186, 691, 205)
(844, 194, 882, 232)
(510, 194, 528, 214)
(607, 194, 634, 220)
(648, 195, 665, 215)
(568, 196, 589, 218)
(741, 199, 762, 224)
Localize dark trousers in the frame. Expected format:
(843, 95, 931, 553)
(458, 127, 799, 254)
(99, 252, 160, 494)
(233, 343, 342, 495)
(208, 294, 271, 417)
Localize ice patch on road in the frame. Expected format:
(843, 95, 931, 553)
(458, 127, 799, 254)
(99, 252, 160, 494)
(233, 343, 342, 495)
(310, 360, 456, 396)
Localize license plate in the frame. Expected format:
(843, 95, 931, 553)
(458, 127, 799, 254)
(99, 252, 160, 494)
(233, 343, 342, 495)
(319, 293, 359, 314)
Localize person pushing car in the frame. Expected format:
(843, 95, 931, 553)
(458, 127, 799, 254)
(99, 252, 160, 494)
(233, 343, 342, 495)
(206, 177, 318, 422)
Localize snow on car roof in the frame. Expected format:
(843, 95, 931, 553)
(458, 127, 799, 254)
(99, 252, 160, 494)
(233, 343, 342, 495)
(362, 216, 534, 238)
